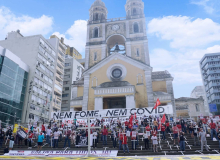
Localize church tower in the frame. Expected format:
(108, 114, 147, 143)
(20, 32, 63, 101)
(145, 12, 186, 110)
(71, 0, 175, 118)
(85, 0, 150, 70)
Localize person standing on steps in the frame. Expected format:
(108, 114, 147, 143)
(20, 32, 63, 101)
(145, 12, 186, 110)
(143, 130, 149, 150)
(151, 133, 158, 152)
(210, 120, 218, 141)
(172, 123, 179, 145)
(122, 134, 130, 154)
(37, 132, 44, 151)
(217, 129, 220, 152)
(199, 128, 209, 152)
(179, 131, 185, 151)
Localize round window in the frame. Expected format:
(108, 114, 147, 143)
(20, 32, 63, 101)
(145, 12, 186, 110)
(112, 69, 122, 79)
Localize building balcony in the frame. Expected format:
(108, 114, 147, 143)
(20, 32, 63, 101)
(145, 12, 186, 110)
(70, 96, 83, 107)
(56, 66, 64, 74)
(208, 76, 220, 81)
(207, 69, 220, 75)
(201, 58, 218, 68)
(153, 91, 172, 102)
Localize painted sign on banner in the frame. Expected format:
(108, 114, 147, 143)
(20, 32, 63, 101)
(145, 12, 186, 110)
(17, 129, 28, 139)
(51, 105, 173, 120)
(6, 150, 118, 157)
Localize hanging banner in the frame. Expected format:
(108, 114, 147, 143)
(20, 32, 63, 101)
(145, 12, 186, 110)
(51, 105, 173, 120)
(6, 150, 118, 157)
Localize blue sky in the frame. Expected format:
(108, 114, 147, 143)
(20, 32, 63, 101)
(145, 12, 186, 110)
(1, 0, 220, 98)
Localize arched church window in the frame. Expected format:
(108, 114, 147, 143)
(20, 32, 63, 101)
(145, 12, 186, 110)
(134, 23, 139, 33)
(94, 52, 97, 61)
(133, 8, 137, 15)
(92, 77, 98, 87)
(95, 13, 99, 20)
(136, 74, 143, 84)
(94, 28, 99, 38)
(136, 48, 140, 57)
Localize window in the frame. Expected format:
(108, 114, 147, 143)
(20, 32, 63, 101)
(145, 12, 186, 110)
(195, 104, 200, 112)
(95, 13, 99, 20)
(112, 69, 122, 79)
(136, 48, 140, 57)
(64, 69, 70, 72)
(63, 81, 69, 85)
(64, 75, 70, 78)
(134, 23, 139, 33)
(65, 63, 70, 67)
(62, 94, 69, 97)
(94, 52, 97, 61)
(94, 28, 99, 38)
(133, 8, 137, 15)
(65, 87, 69, 91)
(62, 100, 68, 104)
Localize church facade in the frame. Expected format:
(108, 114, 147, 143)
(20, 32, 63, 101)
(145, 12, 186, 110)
(70, 0, 176, 115)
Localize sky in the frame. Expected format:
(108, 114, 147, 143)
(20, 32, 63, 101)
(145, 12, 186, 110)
(0, 0, 220, 98)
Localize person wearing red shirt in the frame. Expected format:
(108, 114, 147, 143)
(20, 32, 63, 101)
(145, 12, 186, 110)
(125, 120, 129, 131)
(122, 135, 130, 154)
(102, 126, 108, 145)
(41, 123, 45, 134)
(28, 131, 34, 149)
(166, 121, 171, 133)
(172, 123, 179, 145)
(161, 124, 166, 140)
(177, 123, 182, 131)
(210, 120, 218, 140)
(128, 123, 132, 131)
(118, 131, 124, 150)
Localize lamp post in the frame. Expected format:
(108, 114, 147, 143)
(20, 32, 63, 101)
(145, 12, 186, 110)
(25, 80, 33, 123)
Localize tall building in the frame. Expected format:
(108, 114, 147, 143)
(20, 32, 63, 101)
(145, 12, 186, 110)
(200, 53, 220, 114)
(191, 86, 209, 112)
(48, 36, 66, 112)
(0, 30, 61, 123)
(0, 46, 29, 126)
(62, 55, 84, 111)
(71, 0, 176, 116)
(66, 47, 82, 60)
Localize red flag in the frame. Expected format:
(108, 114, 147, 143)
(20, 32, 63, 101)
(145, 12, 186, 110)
(161, 114, 166, 124)
(154, 98, 161, 109)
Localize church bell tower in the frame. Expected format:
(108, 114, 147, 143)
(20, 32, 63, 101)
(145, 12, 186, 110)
(85, 0, 150, 70)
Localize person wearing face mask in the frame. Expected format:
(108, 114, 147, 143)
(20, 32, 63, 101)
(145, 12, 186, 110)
(37, 132, 44, 151)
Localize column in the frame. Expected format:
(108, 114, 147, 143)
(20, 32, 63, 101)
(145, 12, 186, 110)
(126, 95, 136, 109)
(95, 97, 103, 110)
(102, 23, 105, 41)
(82, 74, 90, 111)
(166, 80, 176, 119)
(144, 69, 154, 107)
(85, 46, 90, 70)
(101, 44, 107, 59)
(125, 41, 131, 57)
(143, 40, 150, 65)
(126, 20, 130, 38)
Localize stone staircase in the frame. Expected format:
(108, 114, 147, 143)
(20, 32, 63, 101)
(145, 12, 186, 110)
(1, 132, 219, 156)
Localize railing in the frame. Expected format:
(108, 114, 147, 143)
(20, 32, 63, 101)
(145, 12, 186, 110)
(94, 86, 135, 95)
(88, 17, 127, 24)
(153, 94, 172, 102)
(70, 100, 83, 106)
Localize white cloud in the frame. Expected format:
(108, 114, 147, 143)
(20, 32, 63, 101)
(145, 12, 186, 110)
(191, 0, 215, 14)
(151, 46, 220, 84)
(148, 16, 220, 49)
(52, 20, 87, 55)
(0, 6, 53, 39)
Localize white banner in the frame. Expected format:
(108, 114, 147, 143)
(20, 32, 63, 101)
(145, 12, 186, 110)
(51, 105, 173, 120)
(6, 150, 118, 157)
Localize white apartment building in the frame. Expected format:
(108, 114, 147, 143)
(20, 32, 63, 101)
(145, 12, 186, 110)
(0, 30, 64, 123)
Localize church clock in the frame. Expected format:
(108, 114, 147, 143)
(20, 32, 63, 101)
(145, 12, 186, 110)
(112, 25, 120, 31)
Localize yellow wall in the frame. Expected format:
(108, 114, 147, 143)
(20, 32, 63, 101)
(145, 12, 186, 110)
(87, 58, 148, 110)
(77, 86, 84, 97)
(152, 81, 167, 92)
(76, 60, 169, 110)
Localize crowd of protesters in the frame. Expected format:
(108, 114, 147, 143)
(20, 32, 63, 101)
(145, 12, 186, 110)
(1, 115, 220, 154)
